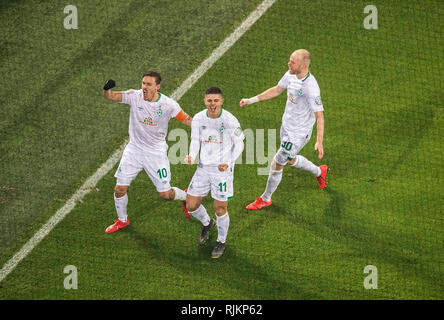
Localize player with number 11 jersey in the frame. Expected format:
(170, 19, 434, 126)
(184, 87, 244, 258)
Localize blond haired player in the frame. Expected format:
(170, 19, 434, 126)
(102, 72, 192, 233)
(240, 49, 328, 210)
(185, 87, 244, 258)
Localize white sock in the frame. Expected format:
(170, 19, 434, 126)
(172, 187, 187, 201)
(189, 205, 210, 226)
(292, 155, 321, 176)
(261, 169, 283, 202)
(114, 194, 128, 222)
(216, 212, 230, 244)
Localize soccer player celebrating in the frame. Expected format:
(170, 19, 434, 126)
(184, 87, 244, 258)
(102, 72, 192, 233)
(240, 49, 328, 210)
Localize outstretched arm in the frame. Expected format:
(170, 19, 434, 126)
(103, 79, 122, 102)
(182, 116, 192, 127)
(239, 85, 285, 107)
(175, 109, 192, 127)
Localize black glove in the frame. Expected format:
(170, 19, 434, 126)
(103, 79, 116, 90)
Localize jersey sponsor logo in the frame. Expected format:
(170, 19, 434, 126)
(288, 95, 298, 105)
(288, 90, 303, 104)
(204, 135, 223, 144)
(139, 116, 158, 126)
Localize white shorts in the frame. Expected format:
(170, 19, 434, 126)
(187, 165, 234, 202)
(275, 133, 311, 166)
(114, 143, 171, 192)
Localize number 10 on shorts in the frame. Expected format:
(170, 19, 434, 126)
(157, 168, 168, 179)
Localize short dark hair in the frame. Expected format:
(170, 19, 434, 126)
(142, 71, 161, 84)
(205, 87, 223, 95)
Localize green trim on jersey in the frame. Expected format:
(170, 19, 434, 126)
(155, 93, 162, 102)
(302, 72, 311, 82)
(206, 108, 223, 118)
(227, 196, 233, 201)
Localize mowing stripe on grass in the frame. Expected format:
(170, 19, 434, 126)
(170, 0, 276, 101)
(0, 0, 276, 284)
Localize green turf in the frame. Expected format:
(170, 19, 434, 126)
(0, 0, 263, 265)
(0, 0, 443, 299)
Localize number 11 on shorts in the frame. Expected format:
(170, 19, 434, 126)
(218, 182, 227, 192)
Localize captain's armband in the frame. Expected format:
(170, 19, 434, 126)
(175, 109, 190, 123)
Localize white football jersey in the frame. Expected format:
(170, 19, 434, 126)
(121, 89, 182, 150)
(278, 71, 324, 141)
(189, 108, 244, 166)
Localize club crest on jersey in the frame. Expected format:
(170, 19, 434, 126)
(139, 116, 158, 126)
(157, 107, 163, 117)
(219, 123, 225, 134)
(297, 89, 303, 96)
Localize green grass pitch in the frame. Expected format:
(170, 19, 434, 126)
(0, 0, 443, 299)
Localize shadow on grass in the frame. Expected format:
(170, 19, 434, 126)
(295, 186, 441, 297)
(125, 219, 320, 299)
(323, 187, 344, 219)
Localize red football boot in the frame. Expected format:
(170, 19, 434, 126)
(105, 219, 130, 233)
(315, 165, 328, 189)
(245, 197, 272, 210)
(183, 189, 192, 218)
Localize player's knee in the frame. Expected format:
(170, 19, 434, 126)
(114, 185, 128, 198)
(271, 160, 284, 172)
(215, 206, 227, 216)
(158, 190, 173, 200)
(186, 197, 199, 212)
(215, 208, 226, 216)
(186, 202, 198, 212)
(287, 157, 297, 166)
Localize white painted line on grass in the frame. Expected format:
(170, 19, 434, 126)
(0, 0, 276, 283)
(0, 144, 126, 284)
(170, 0, 276, 102)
